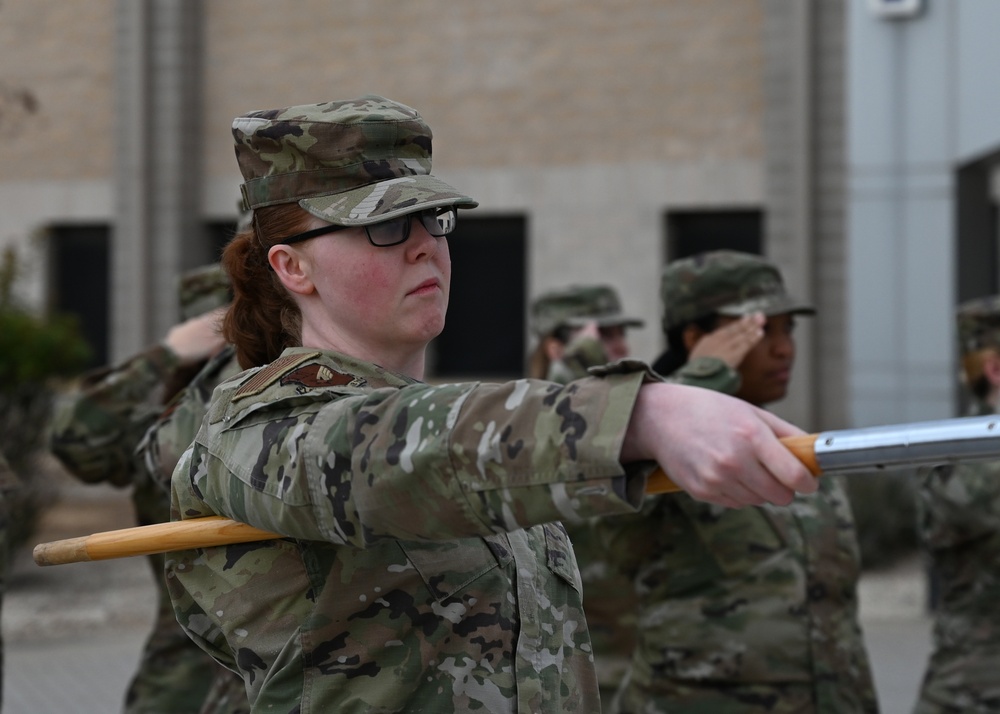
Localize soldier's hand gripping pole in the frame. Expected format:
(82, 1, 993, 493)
(647, 433, 819, 494)
(647, 414, 1000, 493)
(32, 415, 1000, 566)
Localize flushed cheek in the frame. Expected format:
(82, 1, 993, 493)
(336, 259, 397, 317)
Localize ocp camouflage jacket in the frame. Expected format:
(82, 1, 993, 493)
(168, 347, 653, 713)
(599, 389, 877, 713)
(916, 400, 1000, 712)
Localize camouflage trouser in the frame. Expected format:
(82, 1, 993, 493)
(198, 669, 250, 714)
(914, 653, 1000, 714)
(122, 552, 220, 714)
(610, 676, 818, 714)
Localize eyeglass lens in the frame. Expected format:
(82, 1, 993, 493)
(366, 207, 457, 246)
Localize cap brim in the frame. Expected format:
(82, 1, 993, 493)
(299, 174, 478, 226)
(565, 315, 646, 329)
(716, 294, 816, 318)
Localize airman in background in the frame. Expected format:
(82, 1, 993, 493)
(527, 284, 644, 382)
(49, 263, 232, 714)
(603, 250, 877, 714)
(138, 286, 246, 714)
(915, 294, 1000, 713)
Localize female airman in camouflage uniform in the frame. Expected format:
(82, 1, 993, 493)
(603, 251, 878, 714)
(915, 295, 1000, 713)
(165, 96, 818, 713)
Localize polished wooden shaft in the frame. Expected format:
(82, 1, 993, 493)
(34, 434, 822, 566)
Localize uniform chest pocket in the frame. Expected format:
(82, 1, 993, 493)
(679, 496, 788, 580)
(398, 534, 513, 603)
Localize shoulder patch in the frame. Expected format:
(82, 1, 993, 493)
(281, 364, 367, 390)
(232, 351, 321, 401)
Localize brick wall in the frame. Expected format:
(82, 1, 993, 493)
(201, 0, 764, 178)
(0, 0, 115, 180)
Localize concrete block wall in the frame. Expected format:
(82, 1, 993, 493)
(763, 0, 848, 431)
(0, 0, 779, 376)
(0, 0, 116, 307)
(199, 0, 768, 362)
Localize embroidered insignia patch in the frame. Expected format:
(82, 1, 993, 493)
(280, 364, 366, 390)
(232, 351, 321, 401)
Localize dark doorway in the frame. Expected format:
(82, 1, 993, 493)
(665, 209, 764, 260)
(956, 152, 1000, 303)
(48, 225, 111, 369)
(954, 150, 1000, 417)
(203, 221, 239, 264)
(431, 215, 527, 379)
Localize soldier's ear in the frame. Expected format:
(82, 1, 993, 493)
(982, 349, 1000, 388)
(682, 324, 705, 352)
(543, 335, 565, 362)
(268, 245, 315, 297)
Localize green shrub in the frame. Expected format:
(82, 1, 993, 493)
(0, 310, 92, 385)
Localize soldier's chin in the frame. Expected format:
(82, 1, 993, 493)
(749, 384, 789, 408)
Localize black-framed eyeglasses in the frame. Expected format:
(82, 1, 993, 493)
(277, 207, 458, 248)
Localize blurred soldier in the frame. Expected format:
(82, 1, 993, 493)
(49, 264, 231, 714)
(603, 250, 878, 713)
(527, 284, 645, 699)
(0, 450, 19, 708)
(528, 283, 760, 703)
(915, 295, 1000, 713)
(138, 325, 246, 714)
(527, 284, 644, 382)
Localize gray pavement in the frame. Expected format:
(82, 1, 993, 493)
(4, 480, 155, 714)
(2, 479, 937, 714)
(858, 557, 935, 714)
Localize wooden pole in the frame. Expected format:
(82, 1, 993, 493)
(34, 434, 821, 566)
(32, 515, 280, 566)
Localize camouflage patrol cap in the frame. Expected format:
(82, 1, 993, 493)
(660, 250, 814, 333)
(178, 263, 232, 321)
(956, 295, 1000, 353)
(232, 95, 478, 226)
(531, 284, 645, 338)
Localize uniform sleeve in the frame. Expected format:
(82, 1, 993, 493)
(139, 386, 210, 495)
(593, 356, 740, 578)
(918, 460, 1000, 549)
(667, 356, 741, 395)
(176, 371, 652, 545)
(50, 345, 180, 487)
(138, 349, 240, 495)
